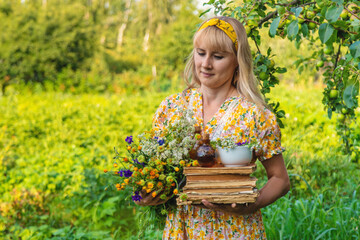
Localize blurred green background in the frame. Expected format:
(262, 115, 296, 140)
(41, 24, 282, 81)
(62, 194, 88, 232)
(0, 0, 359, 239)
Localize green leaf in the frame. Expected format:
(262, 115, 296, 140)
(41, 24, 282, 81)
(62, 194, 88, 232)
(343, 84, 359, 108)
(318, 23, 335, 44)
(349, 41, 360, 59)
(331, 0, 344, 4)
(276, 67, 287, 73)
(290, 7, 303, 17)
(199, 8, 211, 17)
(325, 5, 343, 23)
(301, 23, 309, 37)
(327, 108, 332, 119)
(287, 21, 299, 40)
(269, 16, 280, 37)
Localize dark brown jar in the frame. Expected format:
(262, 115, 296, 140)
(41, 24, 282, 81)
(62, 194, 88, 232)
(196, 134, 216, 167)
(189, 126, 202, 160)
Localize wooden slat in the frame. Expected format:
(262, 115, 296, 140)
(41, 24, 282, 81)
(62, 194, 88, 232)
(183, 177, 257, 190)
(184, 187, 254, 194)
(185, 190, 254, 195)
(187, 174, 249, 182)
(183, 164, 256, 175)
(177, 193, 259, 205)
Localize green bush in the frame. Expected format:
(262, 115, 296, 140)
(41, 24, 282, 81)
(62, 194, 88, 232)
(0, 2, 97, 93)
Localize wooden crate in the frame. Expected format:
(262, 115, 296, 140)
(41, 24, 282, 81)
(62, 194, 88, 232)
(177, 164, 259, 205)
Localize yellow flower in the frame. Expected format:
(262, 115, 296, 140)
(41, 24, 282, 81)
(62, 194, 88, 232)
(147, 182, 154, 189)
(210, 119, 217, 125)
(152, 192, 157, 197)
(195, 133, 201, 140)
(173, 189, 178, 194)
(175, 167, 180, 172)
(192, 160, 199, 167)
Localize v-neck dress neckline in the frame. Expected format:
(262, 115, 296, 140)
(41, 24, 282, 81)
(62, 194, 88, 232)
(191, 88, 240, 139)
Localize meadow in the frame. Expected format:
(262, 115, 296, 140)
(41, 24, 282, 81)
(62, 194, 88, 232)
(1, 84, 359, 239)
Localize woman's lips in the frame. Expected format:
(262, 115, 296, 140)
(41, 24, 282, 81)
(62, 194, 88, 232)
(201, 71, 214, 77)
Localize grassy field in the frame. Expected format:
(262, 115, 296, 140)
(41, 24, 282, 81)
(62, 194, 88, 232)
(0, 85, 359, 239)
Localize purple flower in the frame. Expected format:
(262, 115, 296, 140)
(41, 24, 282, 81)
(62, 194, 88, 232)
(125, 136, 133, 144)
(132, 191, 142, 202)
(236, 140, 248, 146)
(118, 169, 133, 178)
(157, 139, 165, 146)
(133, 158, 145, 167)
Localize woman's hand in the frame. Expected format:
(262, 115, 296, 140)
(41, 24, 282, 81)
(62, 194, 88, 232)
(200, 200, 259, 216)
(134, 190, 170, 206)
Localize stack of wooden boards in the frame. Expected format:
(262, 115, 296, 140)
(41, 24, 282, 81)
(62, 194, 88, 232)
(177, 164, 258, 205)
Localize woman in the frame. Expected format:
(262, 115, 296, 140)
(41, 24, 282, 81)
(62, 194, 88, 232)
(137, 16, 290, 239)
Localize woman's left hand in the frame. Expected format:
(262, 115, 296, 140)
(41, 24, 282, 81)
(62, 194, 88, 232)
(200, 199, 259, 216)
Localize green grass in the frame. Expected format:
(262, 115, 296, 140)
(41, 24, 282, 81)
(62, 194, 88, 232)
(0, 85, 359, 239)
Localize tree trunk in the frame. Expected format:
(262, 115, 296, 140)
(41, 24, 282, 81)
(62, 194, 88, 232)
(117, 0, 132, 51)
(143, 0, 153, 52)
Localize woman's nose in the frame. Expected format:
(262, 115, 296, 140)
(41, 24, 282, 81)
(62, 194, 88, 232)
(202, 56, 212, 68)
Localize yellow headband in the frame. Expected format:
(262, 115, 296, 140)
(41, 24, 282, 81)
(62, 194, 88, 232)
(197, 18, 238, 51)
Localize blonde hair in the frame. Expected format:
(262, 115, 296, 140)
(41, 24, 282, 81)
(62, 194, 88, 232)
(184, 16, 267, 108)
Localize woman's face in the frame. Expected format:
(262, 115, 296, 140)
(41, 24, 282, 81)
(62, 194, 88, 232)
(194, 39, 238, 90)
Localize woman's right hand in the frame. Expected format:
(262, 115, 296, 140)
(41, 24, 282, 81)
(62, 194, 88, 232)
(134, 190, 170, 206)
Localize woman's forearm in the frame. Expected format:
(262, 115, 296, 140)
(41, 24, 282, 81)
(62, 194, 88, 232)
(255, 175, 290, 210)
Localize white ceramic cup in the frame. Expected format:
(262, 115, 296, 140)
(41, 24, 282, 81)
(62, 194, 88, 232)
(217, 146, 252, 167)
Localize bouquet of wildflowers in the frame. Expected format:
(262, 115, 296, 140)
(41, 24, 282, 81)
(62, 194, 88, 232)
(105, 109, 199, 227)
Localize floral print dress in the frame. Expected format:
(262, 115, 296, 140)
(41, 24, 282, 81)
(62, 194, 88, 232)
(152, 88, 285, 240)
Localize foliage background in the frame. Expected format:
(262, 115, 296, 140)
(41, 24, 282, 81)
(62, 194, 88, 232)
(0, 0, 359, 239)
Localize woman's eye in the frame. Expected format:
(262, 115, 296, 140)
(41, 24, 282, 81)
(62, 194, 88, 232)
(214, 55, 224, 59)
(197, 52, 205, 56)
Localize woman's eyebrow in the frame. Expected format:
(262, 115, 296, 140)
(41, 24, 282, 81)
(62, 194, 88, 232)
(195, 48, 230, 54)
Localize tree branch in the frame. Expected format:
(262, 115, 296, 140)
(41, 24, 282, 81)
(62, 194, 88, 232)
(344, 4, 360, 20)
(334, 44, 341, 71)
(243, 2, 257, 22)
(273, 1, 314, 7)
(258, 0, 301, 27)
(252, 36, 262, 54)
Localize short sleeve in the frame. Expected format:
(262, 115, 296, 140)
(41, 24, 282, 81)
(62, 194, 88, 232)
(152, 98, 168, 131)
(254, 108, 285, 161)
(152, 92, 188, 131)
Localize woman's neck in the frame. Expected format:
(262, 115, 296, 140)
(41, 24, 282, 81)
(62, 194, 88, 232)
(200, 84, 237, 106)
(199, 84, 237, 125)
